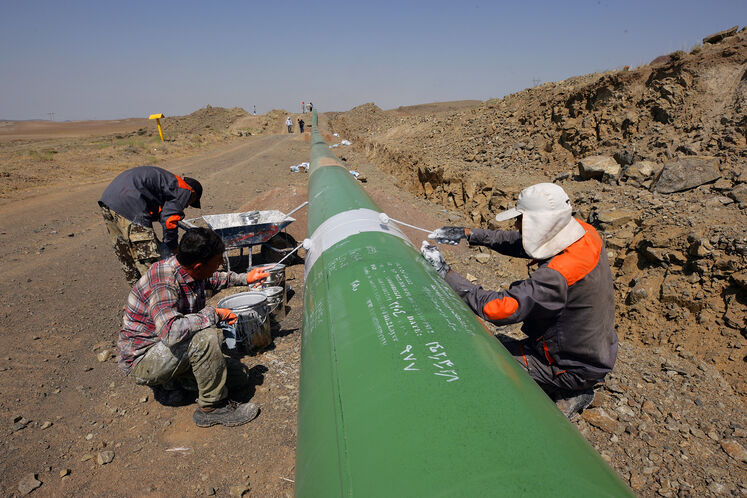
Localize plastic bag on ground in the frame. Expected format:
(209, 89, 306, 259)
(289, 162, 310, 173)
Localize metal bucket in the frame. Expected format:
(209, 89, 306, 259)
(259, 263, 286, 287)
(217, 292, 272, 351)
(261, 286, 286, 323)
(258, 264, 286, 303)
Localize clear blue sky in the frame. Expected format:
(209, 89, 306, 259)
(1, 0, 743, 121)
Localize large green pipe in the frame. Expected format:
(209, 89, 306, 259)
(295, 111, 631, 497)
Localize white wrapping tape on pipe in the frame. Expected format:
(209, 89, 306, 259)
(304, 208, 413, 277)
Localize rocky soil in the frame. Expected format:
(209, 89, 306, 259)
(326, 27, 747, 496)
(330, 28, 746, 393)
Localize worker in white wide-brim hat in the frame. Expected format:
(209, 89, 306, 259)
(422, 183, 617, 419)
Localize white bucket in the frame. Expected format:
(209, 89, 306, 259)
(261, 286, 286, 323)
(217, 292, 272, 351)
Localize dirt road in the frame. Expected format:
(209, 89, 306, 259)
(0, 131, 452, 496)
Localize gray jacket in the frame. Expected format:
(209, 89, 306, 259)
(444, 220, 617, 382)
(99, 166, 194, 251)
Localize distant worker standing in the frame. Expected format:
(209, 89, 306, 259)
(99, 166, 203, 285)
(308, 102, 313, 112)
(298, 118, 305, 133)
(286, 116, 293, 133)
(301, 101, 305, 113)
(423, 183, 617, 418)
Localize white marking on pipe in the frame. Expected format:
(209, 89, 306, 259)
(304, 208, 413, 276)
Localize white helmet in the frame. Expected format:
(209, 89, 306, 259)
(494, 183, 585, 259)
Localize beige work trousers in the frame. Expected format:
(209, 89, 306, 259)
(100, 204, 161, 285)
(131, 327, 228, 408)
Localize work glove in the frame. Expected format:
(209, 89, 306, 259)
(246, 267, 270, 285)
(215, 308, 238, 325)
(420, 241, 450, 278)
(428, 226, 468, 245)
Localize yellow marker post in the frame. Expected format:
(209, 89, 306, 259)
(149, 113, 165, 141)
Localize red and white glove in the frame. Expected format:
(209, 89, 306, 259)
(215, 308, 237, 325)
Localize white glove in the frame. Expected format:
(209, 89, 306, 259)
(420, 241, 450, 278)
(428, 226, 467, 245)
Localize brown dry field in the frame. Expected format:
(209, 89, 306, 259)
(0, 119, 151, 142)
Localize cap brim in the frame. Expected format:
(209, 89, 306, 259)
(192, 199, 201, 209)
(495, 207, 521, 222)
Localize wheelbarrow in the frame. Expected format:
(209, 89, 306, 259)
(180, 201, 307, 271)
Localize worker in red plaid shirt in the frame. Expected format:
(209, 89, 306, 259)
(117, 227, 269, 427)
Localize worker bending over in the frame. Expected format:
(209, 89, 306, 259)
(117, 227, 269, 427)
(99, 166, 203, 285)
(423, 183, 617, 418)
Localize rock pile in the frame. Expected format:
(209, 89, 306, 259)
(329, 28, 746, 493)
(330, 28, 746, 395)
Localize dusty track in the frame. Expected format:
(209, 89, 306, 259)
(0, 131, 450, 496)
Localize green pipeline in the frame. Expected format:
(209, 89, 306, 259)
(295, 111, 632, 497)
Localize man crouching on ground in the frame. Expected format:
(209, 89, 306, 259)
(424, 183, 617, 419)
(117, 227, 269, 427)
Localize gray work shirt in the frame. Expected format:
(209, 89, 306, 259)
(445, 221, 618, 382)
(99, 166, 194, 251)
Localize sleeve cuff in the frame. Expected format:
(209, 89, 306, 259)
(202, 306, 218, 326)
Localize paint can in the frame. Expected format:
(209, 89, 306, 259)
(261, 286, 286, 323)
(259, 263, 286, 287)
(258, 263, 286, 303)
(217, 292, 272, 351)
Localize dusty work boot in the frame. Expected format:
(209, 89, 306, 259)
(192, 400, 259, 428)
(554, 388, 595, 419)
(151, 385, 195, 407)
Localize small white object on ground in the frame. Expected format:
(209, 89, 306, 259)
(289, 162, 310, 173)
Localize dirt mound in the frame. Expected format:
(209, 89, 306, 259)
(161, 105, 249, 136)
(330, 28, 747, 395)
(389, 100, 483, 115)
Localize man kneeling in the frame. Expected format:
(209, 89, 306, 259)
(424, 183, 617, 419)
(117, 227, 269, 427)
